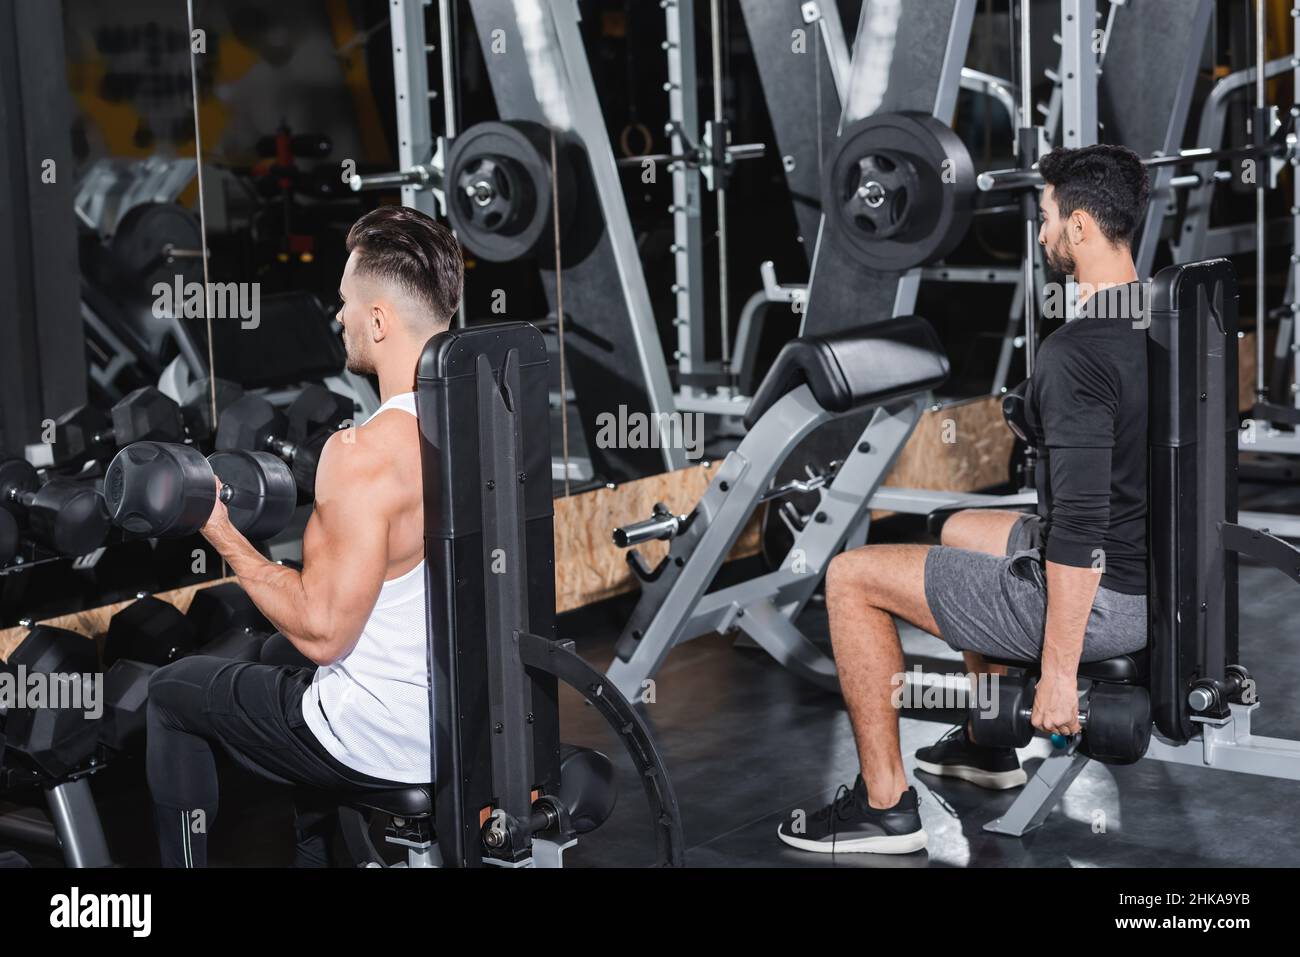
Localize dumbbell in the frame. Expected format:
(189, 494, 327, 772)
(0, 457, 111, 557)
(1, 625, 101, 778)
(216, 387, 350, 496)
(179, 377, 245, 447)
(103, 441, 297, 541)
(285, 384, 354, 443)
(49, 387, 186, 469)
(969, 675, 1152, 765)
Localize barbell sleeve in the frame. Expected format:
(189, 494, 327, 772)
(979, 142, 1288, 192)
(612, 507, 687, 548)
(349, 165, 441, 192)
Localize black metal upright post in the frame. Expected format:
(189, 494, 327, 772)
(0, 0, 85, 453)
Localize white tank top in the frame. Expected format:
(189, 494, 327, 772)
(302, 392, 430, 783)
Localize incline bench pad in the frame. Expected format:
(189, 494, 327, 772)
(743, 315, 950, 430)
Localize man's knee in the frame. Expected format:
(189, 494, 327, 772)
(827, 546, 895, 605)
(938, 509, 977, 549)
(147, 657, 215, 725)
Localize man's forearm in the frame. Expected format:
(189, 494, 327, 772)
(203, 522, 318, 649)
(1041, 560, 1102, 678)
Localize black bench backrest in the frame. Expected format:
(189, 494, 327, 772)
(1146, 259, 1239, 742)
(742, 315, 950, 430)
(416, 321, 560, 866)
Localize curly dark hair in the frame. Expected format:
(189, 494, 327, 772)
(1037, 144, 1150, 247)
(346, 205, 464, 326)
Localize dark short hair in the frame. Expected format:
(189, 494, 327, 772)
(1038, 144, 1150, 246)
(345, 206, 464, 326)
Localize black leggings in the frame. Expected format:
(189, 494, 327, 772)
(146, 651, 406, 867)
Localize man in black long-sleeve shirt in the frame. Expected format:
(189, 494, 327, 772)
(778, 145, 1151, 856)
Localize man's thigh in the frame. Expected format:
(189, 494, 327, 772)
(151, 656, 343, 790)
(922, 545, 1047, 661)
(941, 509, 1037, 556)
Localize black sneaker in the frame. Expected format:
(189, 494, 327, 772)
(777, 776, 927, 855)
(914, 725, 1028, 790)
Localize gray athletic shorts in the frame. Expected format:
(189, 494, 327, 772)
(923, 513, 1147, 663)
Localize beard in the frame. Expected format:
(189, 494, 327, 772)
(1043, 235, 1076, 282)
(343, 334, 375, 376)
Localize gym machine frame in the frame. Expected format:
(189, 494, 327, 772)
(418, 322, 683, 866)
(983, 259, 1300, 838)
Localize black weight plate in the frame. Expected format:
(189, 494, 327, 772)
(208, 450, 296, 541)
(446, 121, 571, 263)
(823, 112, 975, 272)
(110, 201, 204, 288)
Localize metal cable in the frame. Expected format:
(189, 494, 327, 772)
(551, 130, 570, 498)
(186, 0, 222, 577)
(1256, 0, 1267, 401)
(185, 0, 217, 434)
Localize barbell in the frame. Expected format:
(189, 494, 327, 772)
(819, 111, 1293, 273)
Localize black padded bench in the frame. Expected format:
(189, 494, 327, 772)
(743, 315, 949, 430)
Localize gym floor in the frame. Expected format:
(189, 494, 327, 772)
(14, 478, 1290, 869)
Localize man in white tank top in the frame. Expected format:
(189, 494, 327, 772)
(145, 206, 463, 866)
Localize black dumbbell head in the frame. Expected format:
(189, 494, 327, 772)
(208, 449, 297, 540)
(26, 480, 111, 556)
(0, 456, 39, 509)
(181, 378, 245, 444)
(105, 595, 200, 667)
(104, 442, 217, 538)
(112, 387, 186, 446)
(7, 623, 99, 675)
(0, 458, 107, 556)
(50, 406, 113, 468)
(186, 581, 270, 637)
(969, 674, 1036, 749)
(289, 427, 332, 498)
(216, 395, 288, 453)
(3, 627, 100, 777)
(199, 626, 272, 662)
(1079, 684, 1152, 766)
(286, 385, 353, 443)
(101, 659, 158, 753)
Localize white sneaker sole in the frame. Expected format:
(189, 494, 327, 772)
(914, 758, 1028, 790)
(776, 824, 929, 855)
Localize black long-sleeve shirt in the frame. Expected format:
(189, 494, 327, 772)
(1024, 282, 1148, 595)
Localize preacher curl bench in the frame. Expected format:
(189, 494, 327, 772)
(606, 314, 950, 701)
